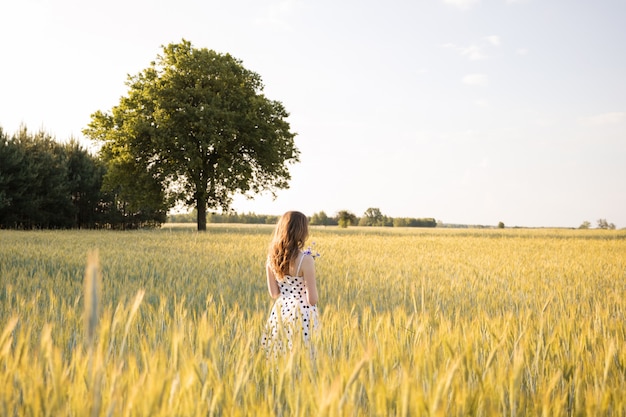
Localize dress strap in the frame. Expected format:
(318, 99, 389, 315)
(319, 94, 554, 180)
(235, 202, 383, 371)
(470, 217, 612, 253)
(295, 253, 305, 276)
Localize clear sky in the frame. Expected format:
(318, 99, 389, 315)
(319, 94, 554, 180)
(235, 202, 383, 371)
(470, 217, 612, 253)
(1, 0, 625, 228)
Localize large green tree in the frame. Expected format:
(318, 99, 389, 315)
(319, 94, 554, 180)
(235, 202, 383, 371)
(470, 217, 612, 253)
(84, 40, 299, 231)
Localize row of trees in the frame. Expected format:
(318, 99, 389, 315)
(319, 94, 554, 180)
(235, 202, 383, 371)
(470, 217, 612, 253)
(171, 211, 622, 230)
(0, 127, 166, 229)
(579, 219, 617, 230)
(168, 210, 280, 225)
(167, 208, 437, 228)
(313, 209, 437, 228)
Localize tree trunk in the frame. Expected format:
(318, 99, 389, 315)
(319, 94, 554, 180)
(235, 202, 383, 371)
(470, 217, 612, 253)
(197, 195, 207, 231)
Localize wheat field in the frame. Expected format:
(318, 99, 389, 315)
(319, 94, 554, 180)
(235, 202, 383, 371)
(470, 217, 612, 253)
(1, 225, 625, 416)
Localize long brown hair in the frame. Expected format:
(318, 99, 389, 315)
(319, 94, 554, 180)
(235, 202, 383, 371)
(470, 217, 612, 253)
(268, 211, 309, 281)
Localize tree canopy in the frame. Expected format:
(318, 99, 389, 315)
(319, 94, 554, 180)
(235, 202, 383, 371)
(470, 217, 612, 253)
(0, 127, 107, 229)
(84, 40, 299, 231)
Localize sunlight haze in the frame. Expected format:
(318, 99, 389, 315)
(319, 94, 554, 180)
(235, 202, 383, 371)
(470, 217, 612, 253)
(1, 0, 624, 228)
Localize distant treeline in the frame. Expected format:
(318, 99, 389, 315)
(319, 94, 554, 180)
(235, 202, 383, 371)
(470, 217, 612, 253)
(168, 209, 438, 228)
(169, 211, 281, 225)
(0, 127, 165, 229)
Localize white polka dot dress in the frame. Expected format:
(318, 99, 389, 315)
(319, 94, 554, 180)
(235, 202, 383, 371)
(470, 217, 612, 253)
(262, 254, 319, 356)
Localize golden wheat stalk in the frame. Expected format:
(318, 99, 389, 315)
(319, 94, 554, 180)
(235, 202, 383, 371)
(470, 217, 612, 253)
(83, 249, 101, 348)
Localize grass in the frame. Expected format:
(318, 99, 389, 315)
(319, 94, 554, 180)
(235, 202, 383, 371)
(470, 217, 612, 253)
(1, 225, 625, 416)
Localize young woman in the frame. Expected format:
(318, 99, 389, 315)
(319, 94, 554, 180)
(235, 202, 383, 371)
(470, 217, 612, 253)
(261, 211, 319, 356)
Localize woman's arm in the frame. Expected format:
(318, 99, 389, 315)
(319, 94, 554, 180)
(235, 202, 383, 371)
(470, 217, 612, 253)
(266, 261, 280, 299)
(301, 255, 318, 306)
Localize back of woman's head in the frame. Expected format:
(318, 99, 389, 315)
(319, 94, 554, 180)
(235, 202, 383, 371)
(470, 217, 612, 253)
(268, 211, 309, 280)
